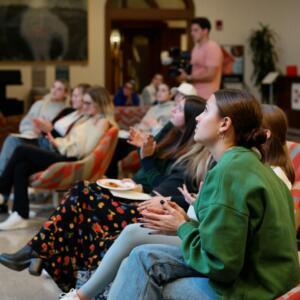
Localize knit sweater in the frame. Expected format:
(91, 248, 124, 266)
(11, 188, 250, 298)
(54, 114, 108, 159)
(19, 94, 67, 137)
(177, 147, 300, 300)
(137, 101, 174, 136)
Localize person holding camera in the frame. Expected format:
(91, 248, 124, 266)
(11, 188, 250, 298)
(178, 17, 223, 100)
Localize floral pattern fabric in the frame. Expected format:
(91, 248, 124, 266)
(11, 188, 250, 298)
(29, 180, 139, 292)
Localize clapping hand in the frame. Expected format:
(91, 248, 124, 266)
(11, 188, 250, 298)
(127, 127, 149, 148)
(32, 118, 53, 133)
(46, 132, 58, 148)
(139, 200, 189, 235)
(140, 135, 156, 158)
(138, 191, 171, 212)
(178, 184, 198, 205)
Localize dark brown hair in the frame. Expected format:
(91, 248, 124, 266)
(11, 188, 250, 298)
(155, 95, 206, 160)
(191, 17, 211, 32)
(262, 104, 295, 184)
(214, 89, 267, 158)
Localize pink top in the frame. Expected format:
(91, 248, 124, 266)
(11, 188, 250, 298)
(191, 40, 223, 100)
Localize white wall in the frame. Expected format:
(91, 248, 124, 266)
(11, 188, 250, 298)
(194, 0, 300, 97)
(2, 0, 300, 101)
(1, 0, 106, 100)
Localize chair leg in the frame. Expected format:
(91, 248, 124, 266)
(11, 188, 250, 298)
(52, 191, 59, 207)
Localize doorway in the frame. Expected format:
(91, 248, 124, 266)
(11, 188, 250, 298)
(105, 0, 195, 93)
(111, 20, 187, 92)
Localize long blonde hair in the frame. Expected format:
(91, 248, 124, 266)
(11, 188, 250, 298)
(173, 143, 211, 189)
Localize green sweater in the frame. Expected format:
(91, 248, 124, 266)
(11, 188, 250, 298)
(177, 147, 300, 299)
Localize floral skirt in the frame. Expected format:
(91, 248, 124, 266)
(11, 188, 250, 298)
(29, 181, 140, 292)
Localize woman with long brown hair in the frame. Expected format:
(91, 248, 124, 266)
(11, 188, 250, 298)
(262, 104, 295, 188)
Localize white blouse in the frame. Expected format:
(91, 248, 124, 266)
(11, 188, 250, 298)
(53, 111, 83, 137)
(55, 114, 108, 159)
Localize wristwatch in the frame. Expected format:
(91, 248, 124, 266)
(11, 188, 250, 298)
(187, 74, 192, 82)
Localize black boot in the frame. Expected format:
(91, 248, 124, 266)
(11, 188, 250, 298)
(0, 203, 8, 214)
(0, 245, 43, 275)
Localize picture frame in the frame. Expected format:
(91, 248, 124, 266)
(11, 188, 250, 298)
(0, 0, 88, 63)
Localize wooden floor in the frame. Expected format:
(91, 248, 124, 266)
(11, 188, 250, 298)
(0, 211, 61, 300)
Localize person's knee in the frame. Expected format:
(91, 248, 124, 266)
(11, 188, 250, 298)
(130, 244, 163, 266)
(5, 135, 20, 147)
(13, 145, 29, 158)
(130, 244, 151, 259)
(122, 223, 142, 240)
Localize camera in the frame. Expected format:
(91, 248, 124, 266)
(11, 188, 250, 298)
(161, 47, 192, 78)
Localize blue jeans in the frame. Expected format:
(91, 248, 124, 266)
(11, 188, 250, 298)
(0, 135, 37, 176)
(108, 244, 218, 300)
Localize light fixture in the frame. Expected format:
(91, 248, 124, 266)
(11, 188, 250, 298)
(110, 29, 121, 46)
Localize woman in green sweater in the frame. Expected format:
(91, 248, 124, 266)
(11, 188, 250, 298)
(108, 89, 300, 300)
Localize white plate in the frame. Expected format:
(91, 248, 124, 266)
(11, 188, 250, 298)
(111, 190, 151, 201)
(97, 179, 137, 191)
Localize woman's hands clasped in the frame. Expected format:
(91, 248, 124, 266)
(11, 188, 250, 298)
(138, 201, 189, 235)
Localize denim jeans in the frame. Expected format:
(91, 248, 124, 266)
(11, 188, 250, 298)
(0, 135, 37, 176)
(107, 244, 218, 300)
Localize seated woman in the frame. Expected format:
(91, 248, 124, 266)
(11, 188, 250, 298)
(107, 82, 174, 178)
(0, 85, 114, 230)
(261, 104, 295, 188)
(140, 73, 163, 106)
(0, 96, 208, 293)
(113, 80, 140, 106)
(136, 83, 174, 136)
(0, 83, 91, 213)
(107, 90, 300, 300)
(34, 83, 91, 149)
(0, 79, 69, 175)
(57, 104, 296, 300)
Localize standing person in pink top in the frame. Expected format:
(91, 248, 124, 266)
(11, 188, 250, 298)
(178, 17, 223, 100)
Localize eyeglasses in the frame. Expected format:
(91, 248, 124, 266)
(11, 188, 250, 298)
(83, 101, 93, 106)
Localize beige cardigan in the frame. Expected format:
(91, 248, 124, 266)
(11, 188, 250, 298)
(54, 114, 109, 159)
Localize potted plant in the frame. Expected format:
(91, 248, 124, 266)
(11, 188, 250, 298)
(248, 23, 279, 101)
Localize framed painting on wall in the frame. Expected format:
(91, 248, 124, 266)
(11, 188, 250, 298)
(0, 0, 88, 62)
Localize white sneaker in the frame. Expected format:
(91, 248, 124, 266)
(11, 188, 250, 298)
(59, 289, 80, 300)
(0, 211, 28, 230)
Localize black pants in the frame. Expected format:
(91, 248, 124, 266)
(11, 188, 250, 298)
(0, 144, 75, 218)
(105, 138, 136, 178)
